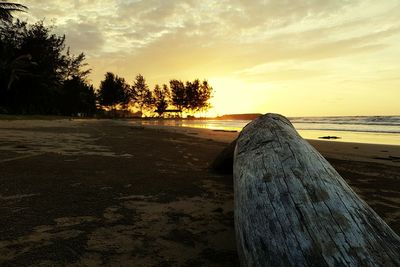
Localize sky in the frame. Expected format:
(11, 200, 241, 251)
(18, 0, 400, 117)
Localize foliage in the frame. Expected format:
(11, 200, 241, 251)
(60, 76, 96, 116)
(153, 84, 170, 117)
(170, 79, 213, 115)
(97, 72, 130, 109)
(186, 79, 212, 112)
(169, 79, 186, 112)
(131, 74, 153, 115)
(0, 1, 27, 22)
(0, 20, 93, 114)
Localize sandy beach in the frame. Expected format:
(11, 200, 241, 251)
(0, 119, 399, 266)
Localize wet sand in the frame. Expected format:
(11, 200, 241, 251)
(0, 119, 399, 266)
(142, 124, 400, 166)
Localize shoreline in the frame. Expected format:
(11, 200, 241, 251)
(1, 118, 399, 167)
(129, 123, 400, 167)
(1, 116, 399, 144)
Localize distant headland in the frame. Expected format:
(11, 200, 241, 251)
(215, 113, 262, 120)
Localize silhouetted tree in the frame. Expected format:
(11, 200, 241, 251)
(0, 1, 27, 22)
(185, 79, 200, 112)
(170, 79, 213, 116)
(153, 84, 170, 117)
(131, 74, 153, 115)
(170, 79, 186, 114)
(192, 79, 213, 112)
(63, 50, 91, 80)
(60, 76, 96, 116)
(97, 72, 130, 110)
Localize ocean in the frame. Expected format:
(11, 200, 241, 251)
(141, 116, 400, 146)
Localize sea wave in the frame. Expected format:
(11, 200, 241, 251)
(294, 127, 400, 134)
(289, 116, 400, 126)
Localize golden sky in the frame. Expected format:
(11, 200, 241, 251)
(19, 0, 400, 116)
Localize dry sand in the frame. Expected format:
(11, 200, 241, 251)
(0, 119, 399, 266)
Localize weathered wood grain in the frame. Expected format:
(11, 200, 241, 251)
(233, 113, 400, 267)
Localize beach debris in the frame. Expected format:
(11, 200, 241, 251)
(212, 129, 238, 133)
(318, 135, 341, 139)
(234, 113, 400, 266)
(373, 156, 400, 162)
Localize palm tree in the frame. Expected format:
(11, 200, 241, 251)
(2, 54, 34, 90)
(0, 1, 27, 22)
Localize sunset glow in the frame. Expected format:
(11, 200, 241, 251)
(19, 0, 400, 116)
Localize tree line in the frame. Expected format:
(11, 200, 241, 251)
(0, 2, 213, 117)
(97, 73, 212, 117)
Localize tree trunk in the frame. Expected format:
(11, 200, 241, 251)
(234, 113, 400, 267)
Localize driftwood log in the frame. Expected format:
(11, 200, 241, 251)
(233, 113, 400, 267)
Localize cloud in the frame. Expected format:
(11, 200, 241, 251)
(57, 20, 105, 54)
(17, 0, 400, 87)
